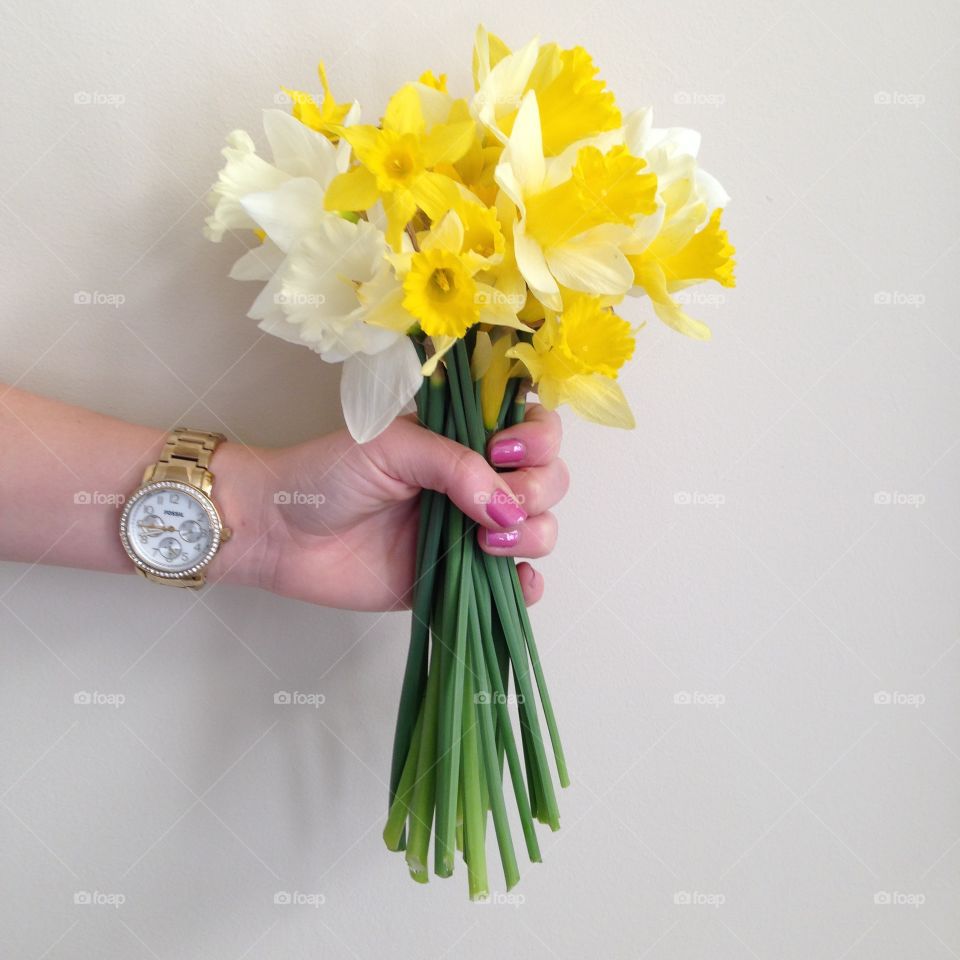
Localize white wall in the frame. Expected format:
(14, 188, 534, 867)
(1, 1, 958, 957)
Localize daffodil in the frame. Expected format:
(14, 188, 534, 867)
(621, 109, 736, 339)
(507, 294, 636, 427)
(386, 208, 530, 372)
(495, 91, 657, 313)
(282, 62, 353, 140)
(472, 26, 621, 156)
(203, 108, 353, 243)
(323, 84, 476, 250)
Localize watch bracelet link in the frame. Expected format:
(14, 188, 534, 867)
(143, 427, 226, 495)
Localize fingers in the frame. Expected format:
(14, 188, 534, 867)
(478, 511, 557, 559)
(516, 562, 544, 606)
(367, 417, 526, 531)
(501, 459, 570, 517)
(487, 404, 563, 468)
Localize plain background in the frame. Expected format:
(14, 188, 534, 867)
(1, 0, 958, 956)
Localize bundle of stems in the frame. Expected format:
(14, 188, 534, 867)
(383, 334, 569, 899)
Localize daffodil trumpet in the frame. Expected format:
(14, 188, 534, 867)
(203, 25, 736, 900)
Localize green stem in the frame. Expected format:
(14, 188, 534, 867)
(461, 667, 488, 900)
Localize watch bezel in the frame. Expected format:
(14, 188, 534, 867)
(119, 480, 223, 580)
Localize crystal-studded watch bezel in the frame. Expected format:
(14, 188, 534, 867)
(119, 481, 223, 579)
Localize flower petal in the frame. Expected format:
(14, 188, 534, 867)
(228, 239, 285, 281)
(324, 165, 379, 213)
(545, 238, 633, 297)
(503, 91, 545, 192)
(562, 373, 636, 429)
(513, 225, 561, 311)
(262, 109, 339, 183)
(341, 337, 423, 443)
(240, 178, 329, 253)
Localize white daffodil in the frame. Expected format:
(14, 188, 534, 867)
(203, 106, 355, 243)
(494, 91, 657, 312)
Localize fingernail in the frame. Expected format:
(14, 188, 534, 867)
(486, 493, 526, 527)
(490, 438, 526, 466)
(484, 528, 520, 549)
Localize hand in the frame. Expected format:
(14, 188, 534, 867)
(223, 405, 569, 611)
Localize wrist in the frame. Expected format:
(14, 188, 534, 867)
(206, 440, 279, 591)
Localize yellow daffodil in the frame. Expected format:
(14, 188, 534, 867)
(507, 294, 636, 427)
(623, 109, 736, 339)
(496, 91, 657, 312)
(387, 209, 530, 372)
(324, 84, 476, 250)
(282, 62, 352, 140)
(472, 26, 621, 156)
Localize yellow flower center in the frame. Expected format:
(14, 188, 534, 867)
(371, 131, 424, 191)
(525, 146, 657, 249)
(402, 248, 479, 338)
(547, 296, 635, 379)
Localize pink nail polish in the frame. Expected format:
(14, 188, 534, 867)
(490, 438, 526, 466)
(485, 492, 527, 527)
(485, 528, 520, 549)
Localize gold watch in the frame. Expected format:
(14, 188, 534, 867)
(119, 427, 232, 587)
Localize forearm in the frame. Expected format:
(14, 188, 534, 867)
(0, 385, 269, 587)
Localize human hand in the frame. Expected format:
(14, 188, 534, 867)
(221, 405, 569, 611)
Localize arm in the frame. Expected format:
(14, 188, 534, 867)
(0, 384, 569, 611)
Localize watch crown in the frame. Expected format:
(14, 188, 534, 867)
(221, 526, 233, 542)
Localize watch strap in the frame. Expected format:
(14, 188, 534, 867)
(143, 427, 226, 495)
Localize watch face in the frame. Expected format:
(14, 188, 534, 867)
(119, 482, 222, 579)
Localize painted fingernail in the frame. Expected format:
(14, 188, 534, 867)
(490, 438, 526, 466)
(485, 492, 527, 527)
(484, 528, 520, 549)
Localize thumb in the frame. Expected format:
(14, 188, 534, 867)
(368, 417, 527, 530)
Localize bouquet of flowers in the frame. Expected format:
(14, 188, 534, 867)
(204, 25, 735, 898)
